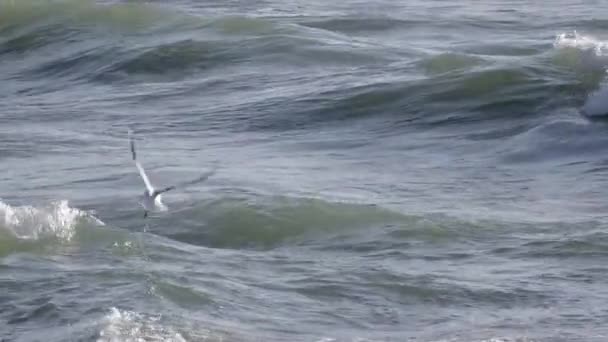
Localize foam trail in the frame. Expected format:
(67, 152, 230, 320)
(0, 199, 104, 241)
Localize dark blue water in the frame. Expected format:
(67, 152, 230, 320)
(2, 0, 608, 341)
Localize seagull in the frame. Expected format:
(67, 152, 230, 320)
(129, 130, 216, 218)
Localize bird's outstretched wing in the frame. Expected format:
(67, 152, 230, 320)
(152, 168, 217, 197)
(129, 129, 155, 194)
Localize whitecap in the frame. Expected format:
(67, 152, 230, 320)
(554, 31, 608, 56)
(97, 307, 186, 342)
(0, 199, 104, 242)
(582, 84, 608, 117)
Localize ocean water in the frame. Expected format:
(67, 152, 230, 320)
(2, 0, 608, 341)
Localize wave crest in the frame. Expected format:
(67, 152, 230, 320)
(0, 199, 104, 242)
(554, 31, 608, 56)
(97, 307, 186, 342)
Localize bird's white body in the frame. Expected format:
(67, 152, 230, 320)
(140, 190, 167, 213)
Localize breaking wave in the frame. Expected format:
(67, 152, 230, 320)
(554, 31, 608, 56)
(0, 199, 104, 243)
(97, 307, 187, 342)
(554, 31, 608, 117)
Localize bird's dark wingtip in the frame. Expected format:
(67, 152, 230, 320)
(129, 129, 137, 161)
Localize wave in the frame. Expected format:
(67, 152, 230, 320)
(2, 1, 604, 135)
(258, 29, 608, 131)
(97, 307, 187, 342)
(0, 0, 392, 85)
(553, 31, 608, 117)
(155, 196, 405, 250)
(552, 31, 608, 87)
(97, 308, 533, 342)
(299, 17, 424, 33)
(0, 0, 180, 34)
(0, 0, 196, 82)
(0, 199, 105, 256)
(247, 66, 549, 132)
(95, 39, 236, 82)
(517, 231, 608, 258)
(421, 52, 487, 75)
(0, 194, 508, 256)
(582, 84, 608, 117)
(554, 31, 608, 56)
(147, 195, 526, 251)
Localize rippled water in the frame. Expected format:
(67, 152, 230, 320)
(2, 0, 608, 341)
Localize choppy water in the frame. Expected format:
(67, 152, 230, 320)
(2, 0, 608, 341)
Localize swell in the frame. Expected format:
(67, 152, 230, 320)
(217, 34, 608, 132)
(0, 0, 208, 83)
(2, 0, 607, 136)
(0, 0, 178, 34)
(286, 271, 550, 308)
(148, 195, 534, 251)
(153, 196, 406, 250)
(297, 15, 554, 35)
(244, 66, 563, 132)
(0, 1, 387, 84)
(515, 231, 608, 259)
(251, 33, 608, 132)
(298, 17, 427, 33)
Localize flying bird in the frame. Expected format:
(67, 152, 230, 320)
(129, 130, 215, 218)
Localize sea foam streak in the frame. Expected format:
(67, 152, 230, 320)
(0, 199, 104, 241)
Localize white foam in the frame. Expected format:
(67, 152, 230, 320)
(0, 199, 104, 241)
(428, 338, 537, 342)
(554, 31, 608, 56)
(97, 307, 186, 342)
(582, 84, 608, 117)
(316, 338, 537, 342)
(554, 32, 608, 116)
